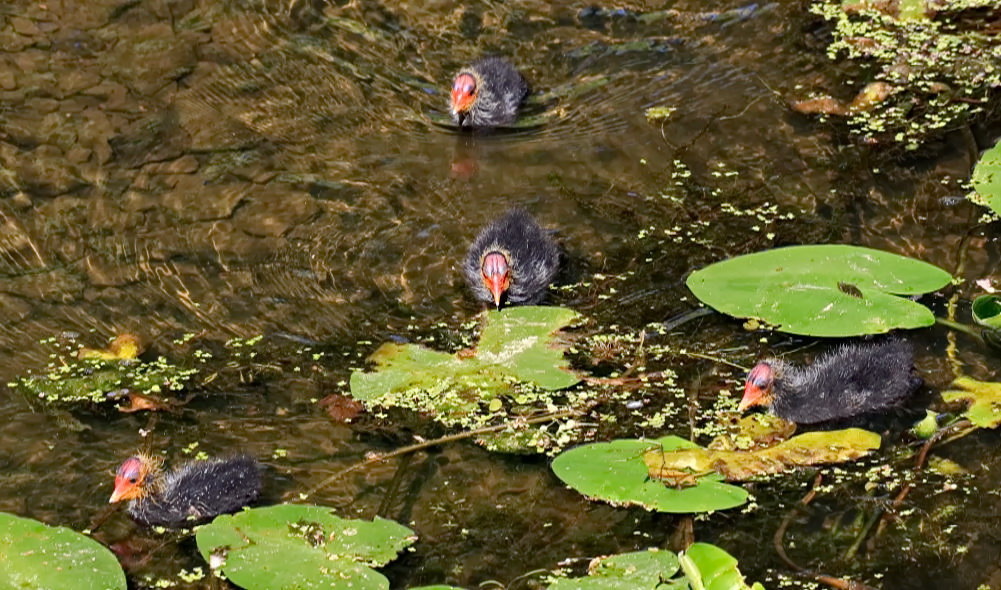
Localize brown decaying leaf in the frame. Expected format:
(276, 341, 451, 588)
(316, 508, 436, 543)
(117, 392, 169, 413)
(318, 394, 365, 423)
(709, 413, 797, 452)
(644, 428, 882, 483)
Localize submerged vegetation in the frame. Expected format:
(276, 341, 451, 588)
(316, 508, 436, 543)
(805, 0, 1001, 149)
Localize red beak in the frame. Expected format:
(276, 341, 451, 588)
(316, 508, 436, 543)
(109, 475, 132, 503)
(739, 363, 773, 411)
(487, 274, 506, 307)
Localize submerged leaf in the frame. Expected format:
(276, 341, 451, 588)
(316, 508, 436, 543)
(645, 429, 881, 482)
(686, 245, 951, 337)
(78, 334, 143, 360)
(551, 437, 748, 513)
(941, 377, 1001, 428)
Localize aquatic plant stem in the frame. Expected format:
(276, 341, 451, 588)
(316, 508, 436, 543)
(299, 409, 582, 500)
(774, 473, 879, 590)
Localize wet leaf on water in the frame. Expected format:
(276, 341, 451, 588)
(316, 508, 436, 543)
(350, 306, 581, 407)
(971, 294, 1001, 330)
(546, 544, 762, 590)
(0, 512, 126, 590)
(941, 377, 1001, 428)
(686, 245, 952, 337)
(551, 436, 749, 513)
(708, 413, 797, 451)
(644, 429, 881, 482)
(972, 138, 1001, 216)
(680, 543, 765, 590)
(547, 548, 679, 590)
(195, 505, 415, 590)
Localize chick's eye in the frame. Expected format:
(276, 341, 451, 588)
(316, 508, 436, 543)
(129, 477, 138, 484)
(463, 83, 474, 94)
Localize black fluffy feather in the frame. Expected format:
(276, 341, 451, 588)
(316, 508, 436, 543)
(128, 455, 261, 528)
(764, 339, 922, 424)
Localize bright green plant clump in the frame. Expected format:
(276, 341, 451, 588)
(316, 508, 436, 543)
(687, 245, 951, 336)
(0, 512, 126, 590)
(9, 334, 197, 405)
(195, 505, 415, 590)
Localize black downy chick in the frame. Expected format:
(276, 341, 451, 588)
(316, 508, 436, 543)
(463, 208, 560, 308)
(450, 57, 529, 129)
(109, 454, 261, 528)
(740, 339, 923, 425)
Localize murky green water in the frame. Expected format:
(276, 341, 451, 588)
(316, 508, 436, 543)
(1, 0, 1000, 588)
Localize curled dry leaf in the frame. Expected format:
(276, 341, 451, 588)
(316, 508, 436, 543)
(318, 394, 365, 423)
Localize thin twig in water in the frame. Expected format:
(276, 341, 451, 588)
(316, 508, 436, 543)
(299, 409, 582, 500)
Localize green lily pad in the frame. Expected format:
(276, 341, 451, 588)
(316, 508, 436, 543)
(0, 512, 125, 590)
(972, 139, 1001, 216)
(680, 543, 765, 590)
(551, 437, 749, 513)
(195, 505, 415, 590)
(546, 544, 762, 590)
(972, 294, 1001, 330)
(547, 548, 680, 590)
(941, 377, 1001, 428)
(645, 429, 881, 482)
(686, 245, 952, 337)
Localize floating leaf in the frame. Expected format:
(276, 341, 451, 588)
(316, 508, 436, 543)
(547, 545, 762, 590)
(681, 543, 765, 590)
(972, 139, 1001, 216)
(195, 505, 415, 590)
(551, 437, 748, 513)
(686, 245, 952, 336)
(0, 512, 126, 590)
(972, 294, 1001, 330)
(708, 414, 797, 451)
(351, 307, 580, 403)
(547, 548, 680, 590)
(941, 377, 1001, 428)
(644, 429, 881, 482)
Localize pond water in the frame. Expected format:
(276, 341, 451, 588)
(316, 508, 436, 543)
(1, 0, 999, 588)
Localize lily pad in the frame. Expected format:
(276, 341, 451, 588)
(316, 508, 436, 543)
(941, 377, 1001, 428)
(551, 437, 749, 513)
(546, 545, 762, 590)
(686, 245, 952, 337)
(0, 512, 125, 590)
(547, 548, 680, 590)
(644, 429, 881, 482)
(195, 505, 415, 590)
(680, 543, 765, 590)
(972, 294, 1001, 330)
(972, 139, 1001, 216)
